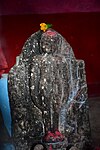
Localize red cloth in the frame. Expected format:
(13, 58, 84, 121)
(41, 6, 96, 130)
(0, 48, 8, 77)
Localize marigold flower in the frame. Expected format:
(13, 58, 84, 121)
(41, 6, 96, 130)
(40, 23, 52, 32)
(40, 23, 47, 32)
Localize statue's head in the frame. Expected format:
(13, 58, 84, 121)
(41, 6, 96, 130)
(40, 25, 75, 58)
(21, 23, 75, 59)
(40, 28, 59, 54)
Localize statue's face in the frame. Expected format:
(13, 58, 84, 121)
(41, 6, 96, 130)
(41, 30, 59, 54)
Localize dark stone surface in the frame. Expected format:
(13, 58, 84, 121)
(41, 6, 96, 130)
(0, 98, 100, 149)
(8, 29, 91, 149)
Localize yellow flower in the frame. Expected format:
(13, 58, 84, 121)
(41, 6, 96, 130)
(40, 23, 48, 32)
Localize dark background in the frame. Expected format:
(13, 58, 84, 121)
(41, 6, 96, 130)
(0, 0, 100, 97)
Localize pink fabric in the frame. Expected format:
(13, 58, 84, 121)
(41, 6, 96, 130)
(45, 30, 57, 37)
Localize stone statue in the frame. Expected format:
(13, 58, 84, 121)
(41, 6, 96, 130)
(8, 24, 91, 150)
